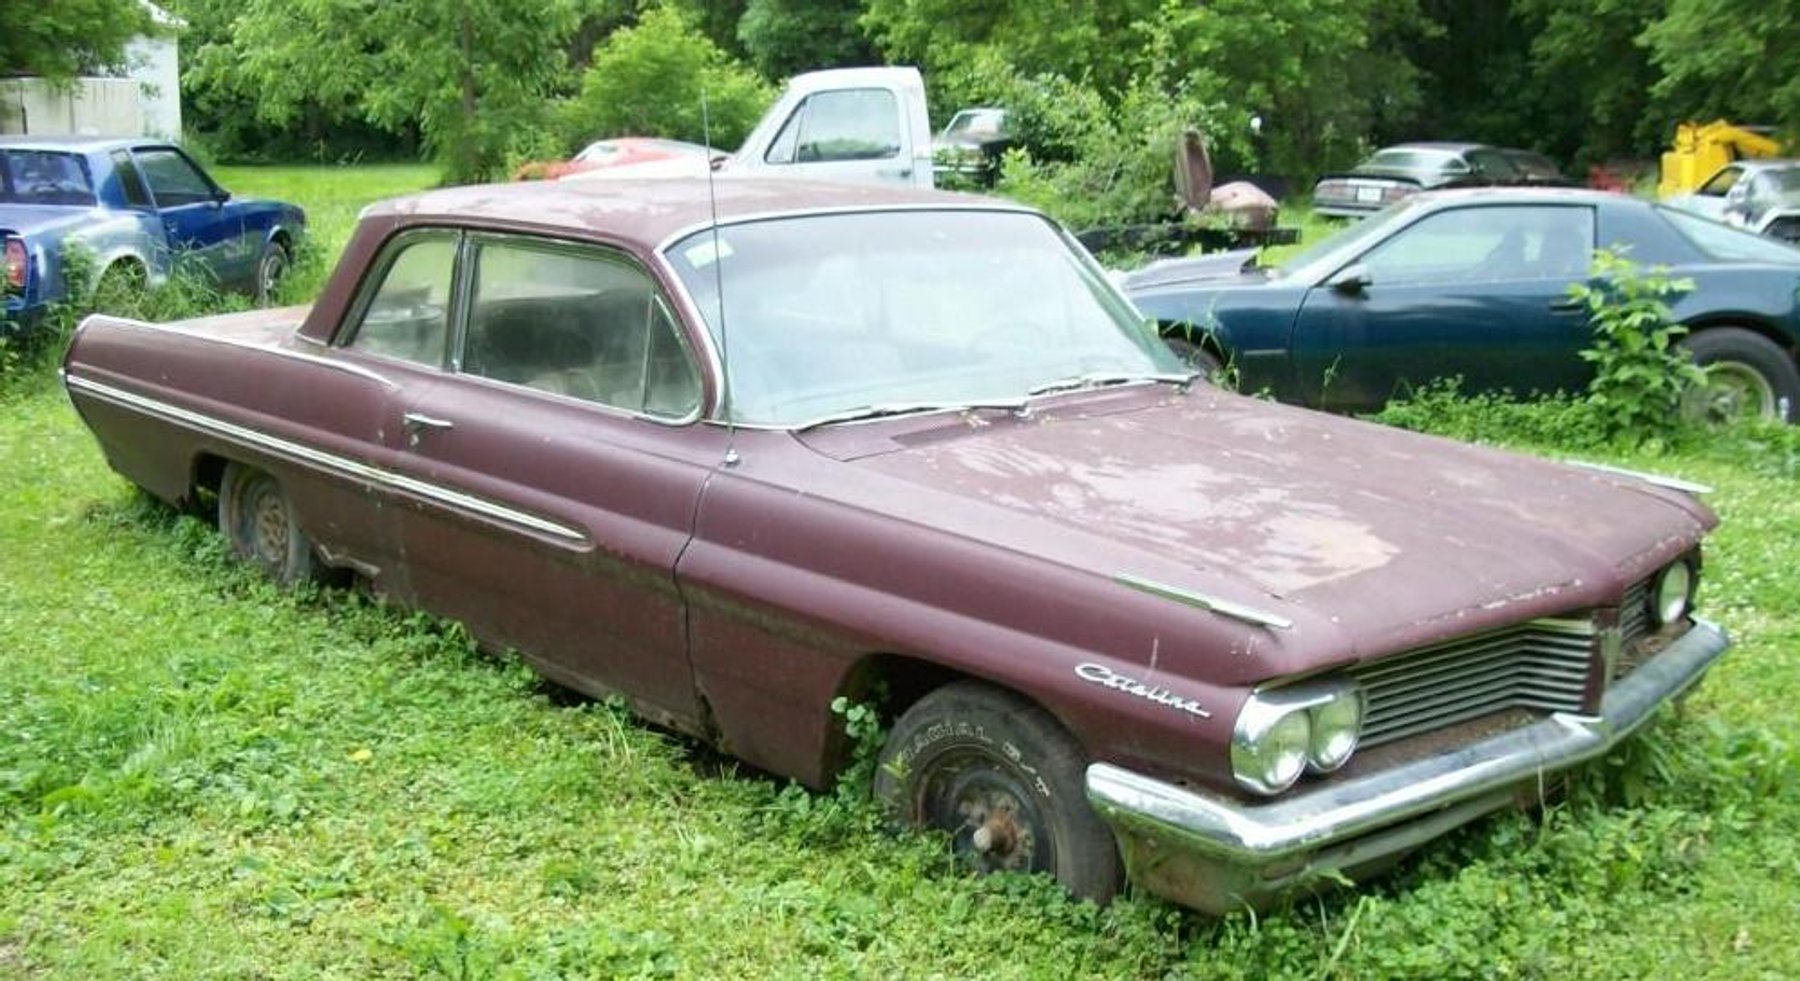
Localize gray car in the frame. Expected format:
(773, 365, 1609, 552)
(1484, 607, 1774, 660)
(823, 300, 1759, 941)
(1665, 159, 1800, 237)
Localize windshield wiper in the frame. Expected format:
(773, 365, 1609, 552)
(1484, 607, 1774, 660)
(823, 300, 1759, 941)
(794, 399, 1029, 432)
(1026, 370, 1197, 398)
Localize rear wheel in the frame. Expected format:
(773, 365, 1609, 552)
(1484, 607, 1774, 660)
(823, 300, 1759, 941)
(91, 260, 147, 315)
(218, 461, 319, 586)
(1681, 328, 1799, 424)
(874, 681, 1124, 903)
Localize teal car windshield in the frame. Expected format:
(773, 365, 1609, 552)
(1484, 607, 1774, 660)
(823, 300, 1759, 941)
(1272, 200, 1420, 280)
(666, 210, 1187, 427)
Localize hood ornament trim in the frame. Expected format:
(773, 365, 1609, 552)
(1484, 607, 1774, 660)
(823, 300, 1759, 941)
(1114, 573, 1293, 631)
(1563, 459, 1713, 495)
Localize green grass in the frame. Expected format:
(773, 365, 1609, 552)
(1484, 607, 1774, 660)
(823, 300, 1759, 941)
(2, 166, 1799, 976)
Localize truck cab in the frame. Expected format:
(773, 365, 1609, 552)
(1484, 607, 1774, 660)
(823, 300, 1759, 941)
(566, 67, 935, 189)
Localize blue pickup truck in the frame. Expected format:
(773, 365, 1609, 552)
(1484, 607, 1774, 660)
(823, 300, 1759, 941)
(1, 136, 305, 330)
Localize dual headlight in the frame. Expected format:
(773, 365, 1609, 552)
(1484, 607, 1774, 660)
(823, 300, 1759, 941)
(1230, 680, 1364, 796)
(1649, 557, 1697, 627)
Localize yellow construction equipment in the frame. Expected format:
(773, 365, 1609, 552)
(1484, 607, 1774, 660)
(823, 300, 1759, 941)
(1658, 120, 1786, 197)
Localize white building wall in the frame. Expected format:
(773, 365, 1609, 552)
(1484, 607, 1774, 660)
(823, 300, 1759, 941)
(125, 34, 182, 138)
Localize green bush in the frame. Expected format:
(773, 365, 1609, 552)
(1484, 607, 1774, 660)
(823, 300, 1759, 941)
(558, 6, 773, 153)
(1571, 247, 1705, 441)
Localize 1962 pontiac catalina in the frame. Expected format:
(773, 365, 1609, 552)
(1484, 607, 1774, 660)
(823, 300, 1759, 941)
(61, 178, 1730, 914)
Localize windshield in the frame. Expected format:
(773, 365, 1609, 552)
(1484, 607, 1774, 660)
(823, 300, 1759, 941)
(0, 150, 95, 206)
(1658, 206, 1800, 263)
(1274, 200, 1420, 277)
(665, 210, 1185, 427)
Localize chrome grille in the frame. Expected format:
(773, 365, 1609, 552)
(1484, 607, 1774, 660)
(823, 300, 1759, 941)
(1350, 617, 1596, 748)
(1620, 577, 1651, 646)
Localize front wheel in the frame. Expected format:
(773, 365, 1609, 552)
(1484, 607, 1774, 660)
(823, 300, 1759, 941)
(254, 241, 290, 307)
(218, 461, 319, 586)
(874, 681, 1124, 903)
(1162, 335, 1229, 388)
(1681, 327, 1799, 424)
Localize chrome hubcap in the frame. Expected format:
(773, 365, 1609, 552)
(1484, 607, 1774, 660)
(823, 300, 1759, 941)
(250, 485, 288, 562)
(1686, 360, 1777, 423)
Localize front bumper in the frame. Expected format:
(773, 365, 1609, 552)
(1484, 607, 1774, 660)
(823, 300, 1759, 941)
(1085, 618, 1730, 914)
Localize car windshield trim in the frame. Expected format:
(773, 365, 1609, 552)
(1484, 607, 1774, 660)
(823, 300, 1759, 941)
(1026, 371, 1197, 396)
(794, 398, 1030, 431)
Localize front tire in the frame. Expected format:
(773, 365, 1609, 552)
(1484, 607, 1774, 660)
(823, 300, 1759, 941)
(874, 681, 1124, 903)
(1682, 327, 1799, 423)
(218, 461, 318, 586)
(254, 241, 290, 307)
(1162, 335, 1227, 386)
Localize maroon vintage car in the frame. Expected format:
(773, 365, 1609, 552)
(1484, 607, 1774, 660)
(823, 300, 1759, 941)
(61, 177, 1729, 914)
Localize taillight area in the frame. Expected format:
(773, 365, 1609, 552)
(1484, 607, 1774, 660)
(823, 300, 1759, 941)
(3, 237, 25, 292)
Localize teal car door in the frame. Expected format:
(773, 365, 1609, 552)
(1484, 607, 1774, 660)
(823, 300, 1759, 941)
(1289, 204, 1596, 412)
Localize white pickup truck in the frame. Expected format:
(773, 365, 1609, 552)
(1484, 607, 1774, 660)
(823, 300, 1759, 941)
(566, 66, 936, 189)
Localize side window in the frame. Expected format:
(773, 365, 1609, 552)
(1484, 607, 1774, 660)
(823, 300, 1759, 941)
(1360, 206, 1593, 285)
(110, 151, 152, 208)
(764, 89, 901, 165)
(1697, 167, 1740, 197)
(1464, 149, 1519, 182)
(133, 148, 217, 207)
(345, 234, 458, 365)
(462, 239, 701, 419)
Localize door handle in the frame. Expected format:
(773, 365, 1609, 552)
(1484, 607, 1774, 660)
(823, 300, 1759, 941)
(402, 411, 454, 446)
(1548, 297, 1584, 314)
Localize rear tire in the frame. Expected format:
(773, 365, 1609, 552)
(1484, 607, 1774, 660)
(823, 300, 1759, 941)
(874, 681, 1124, 903)
(1681, 327, 1799, 424)
(91, 261, 146, 316)
(218, 461, 319, 586)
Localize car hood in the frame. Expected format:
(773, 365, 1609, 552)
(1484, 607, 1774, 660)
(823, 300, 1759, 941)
(795, 386, 1713, 665)
(1120, 249, 1268, 291)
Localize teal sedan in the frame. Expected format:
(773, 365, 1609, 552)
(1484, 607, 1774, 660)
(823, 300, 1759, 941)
(1124, 188, 1800, 422)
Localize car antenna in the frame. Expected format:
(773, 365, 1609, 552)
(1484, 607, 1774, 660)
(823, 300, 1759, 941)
(701, 87, 740, 467)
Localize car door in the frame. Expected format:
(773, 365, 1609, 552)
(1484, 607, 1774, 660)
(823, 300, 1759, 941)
(1289, 204, 1596, 412)
(758, 87, 922, 186)
(384, 232, 716, 723)
(317, 227, 468, 594)
(132, 145, 253, 287)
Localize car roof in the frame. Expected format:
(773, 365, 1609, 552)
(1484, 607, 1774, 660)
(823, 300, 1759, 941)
(1723, 158, 1800, 174)
(368, 177, 1030, 250)
(1377, 142, 1489, 154)
(0, 135, 151, 153)
(1411, 186, 1628, 208)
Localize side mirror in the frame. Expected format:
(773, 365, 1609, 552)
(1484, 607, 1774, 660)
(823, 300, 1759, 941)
(1328, 263, 1371, 295)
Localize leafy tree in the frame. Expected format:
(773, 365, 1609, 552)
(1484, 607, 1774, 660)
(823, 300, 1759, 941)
(559, 5, 771, 150)
(215, 0, 581, 183)
(1401, 0, 1662, 170)
(865, 0, 1426, 179)
(738, 0, 877, 79)
(0, 0, 152, 82)
(1643, 0, 1800, 135)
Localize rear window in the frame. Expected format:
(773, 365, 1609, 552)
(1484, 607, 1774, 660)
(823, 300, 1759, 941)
(0, 151, 96, 206)
(1658, 206, 1800, 263)
(1362, 149, 1459, 173)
